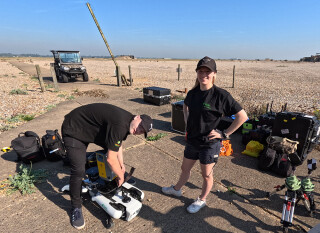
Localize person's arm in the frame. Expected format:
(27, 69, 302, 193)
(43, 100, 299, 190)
(117, 145, 125, 174)
(224, 109, 248, 136)
(106, 149, 125, 187)
(208, 109, 248, 139)
(183, 104, 189, 129)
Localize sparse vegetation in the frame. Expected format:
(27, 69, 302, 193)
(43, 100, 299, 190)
(146, 133, 167, 141)
(67, 95, 75, 100)
(6, 114, 35, 123)
(0, 125, 15, 132)
(9, 89, 28, 95)
(45, 104, 56, 111)
(244, 104, 267, 120)
(73, 89, 109, 98)
(57, 94, 66, 98)
(22, 83, 28, 90)
(45, 84, 54, 89)
(227, 186, 237, 194)
(171, 94, 185, 101)
(31, 76, 38, 80)
(0, 164, 48, 195)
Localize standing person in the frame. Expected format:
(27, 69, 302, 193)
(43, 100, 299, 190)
(162, 56, 247, 213)
(61, 103, 153, 229)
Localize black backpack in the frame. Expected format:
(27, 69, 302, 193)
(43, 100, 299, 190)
(271, 153, 293, 177)
(11, 131, 45, 164)
(41, 130, 67, 161)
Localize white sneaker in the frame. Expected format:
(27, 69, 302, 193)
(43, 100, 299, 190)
(187, 197, 206, 213)
(161, 185, 182, 197)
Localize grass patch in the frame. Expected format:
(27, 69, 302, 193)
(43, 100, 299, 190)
(45, 104, 56, 111)
(146, 133, 167, 141)
(9, 89, 28, 95)
(0, 125, 15, 132)
(12, 75, 17, 78)
(227, 186, 237, 194)
(0, 164, 48, 195)
(244, 104, 267, 120)
(31, 76, 38, 80)
(45, 84, 54, 89)
(57, 94, 66, 98)
(7, 114, 35, 123)
(67, 95, 75, 100)
(171, 94, 185, 101)
(93, 78, 100, 82)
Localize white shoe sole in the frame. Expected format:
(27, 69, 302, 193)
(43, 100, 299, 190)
(73, 223, 85, 230)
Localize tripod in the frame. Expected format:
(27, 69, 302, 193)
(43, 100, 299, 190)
(266, 159, 317, 233)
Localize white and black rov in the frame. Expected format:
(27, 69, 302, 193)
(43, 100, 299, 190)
(62, 151, 144, 228)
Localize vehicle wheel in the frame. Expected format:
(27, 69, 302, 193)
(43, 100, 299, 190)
(62, 74, 69, 83)
(83, 72, 89, 82)
(105, 215, 114, 229)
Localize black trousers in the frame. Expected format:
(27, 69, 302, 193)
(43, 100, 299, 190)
(63, 137, 88, 209)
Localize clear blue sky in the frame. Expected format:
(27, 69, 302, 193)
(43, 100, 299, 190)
(1, 0, 319, 60)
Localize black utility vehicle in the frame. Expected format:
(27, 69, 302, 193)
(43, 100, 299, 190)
(51, 50, 89, 83)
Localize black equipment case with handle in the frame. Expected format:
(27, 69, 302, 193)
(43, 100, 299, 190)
(271, 112, 320, 162)
(171, 100, 185, 133)
(143, 86, 171, 106)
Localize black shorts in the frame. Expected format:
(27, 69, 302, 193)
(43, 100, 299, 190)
(184, 142, 221, 165)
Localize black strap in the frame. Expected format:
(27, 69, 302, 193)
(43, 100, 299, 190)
(54, 129, 67, 154)
(124, 167, 135, 183)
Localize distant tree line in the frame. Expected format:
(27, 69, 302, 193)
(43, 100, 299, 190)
(0, 53, 134, 59)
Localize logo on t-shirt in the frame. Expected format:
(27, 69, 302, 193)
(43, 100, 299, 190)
(115, 141, 121, 147)
(203, 103, 211, 110)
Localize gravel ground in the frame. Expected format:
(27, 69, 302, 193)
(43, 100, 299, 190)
(0, 57, 319, 134)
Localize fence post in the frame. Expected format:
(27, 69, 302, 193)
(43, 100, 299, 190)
(50, 63, 59, 91)
(232, 65, 235, 88)
(35, 65, 46, 92)
(177, 64, 181, 81)
(116, 66, 121, 87)
(128, 65, 132, 86)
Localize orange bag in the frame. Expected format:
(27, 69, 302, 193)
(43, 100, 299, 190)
(219, 140, 233, 156)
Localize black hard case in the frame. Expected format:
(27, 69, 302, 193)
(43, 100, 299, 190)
(143, 86, 171, 106)
(171, 100, 185, 133)
(272, 112, 320, 162)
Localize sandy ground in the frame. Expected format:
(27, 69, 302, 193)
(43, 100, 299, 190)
(0, 57, 319, 133)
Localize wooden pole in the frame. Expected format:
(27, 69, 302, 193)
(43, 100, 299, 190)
(50, 63, 59, 91)
(178, 64, 181, 81)
(232, 65, 235, 88)
(116, 66, 121, 87)
(128, 65, 132, 86)
(35, 65, 46, 92)
(86, 2, 129, 86)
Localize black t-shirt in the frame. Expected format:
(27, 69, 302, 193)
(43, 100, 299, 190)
(184, 85, 242, 147)
(61, 103, 133, 152)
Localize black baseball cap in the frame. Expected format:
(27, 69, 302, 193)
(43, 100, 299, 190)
(196, 56, 217, 72)
(140, 114, 153, 138)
